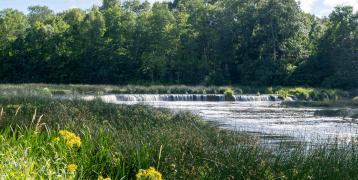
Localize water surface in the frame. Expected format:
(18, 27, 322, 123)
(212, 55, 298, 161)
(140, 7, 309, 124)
(83, 94, 358, 144)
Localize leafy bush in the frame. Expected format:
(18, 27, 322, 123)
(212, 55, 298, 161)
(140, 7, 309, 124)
(224, 87, 235, 101)
(275, 87, 347, 101)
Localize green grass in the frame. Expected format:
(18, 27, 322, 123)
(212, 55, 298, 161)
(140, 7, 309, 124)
(1, 92, 358, 179)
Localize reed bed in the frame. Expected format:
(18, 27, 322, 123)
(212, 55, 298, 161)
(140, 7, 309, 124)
(0, 92, 358, 179)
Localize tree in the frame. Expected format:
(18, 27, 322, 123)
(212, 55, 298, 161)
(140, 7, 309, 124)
(79, 7, 107, 83)
(102, 0, 120, 10)
(0, 0, 355, 88)
(28, 6, 54, 24)
(0, 9, 28, 82)
(0, 9, 28, 54)
(316, 6, 358, 88)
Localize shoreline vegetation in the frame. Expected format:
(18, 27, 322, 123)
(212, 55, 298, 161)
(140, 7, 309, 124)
(0, 84, 354, 101)
(1, 93, 358, 179)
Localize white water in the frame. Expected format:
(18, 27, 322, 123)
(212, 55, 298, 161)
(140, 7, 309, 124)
(83, 94, 282, 102)
(83, 94, 358, 144)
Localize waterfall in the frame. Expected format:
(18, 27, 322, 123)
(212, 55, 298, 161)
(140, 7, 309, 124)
(84, 94, 282, 102)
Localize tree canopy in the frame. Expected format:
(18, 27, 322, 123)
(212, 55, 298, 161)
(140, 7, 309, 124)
(0, 0, 357, 88)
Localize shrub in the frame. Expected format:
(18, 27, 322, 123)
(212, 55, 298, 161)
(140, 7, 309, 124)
(42, 87, 53, 96)
(289, 88, 312, 100)
(267, 87, 274, 94)
(224, 87, 235, 101)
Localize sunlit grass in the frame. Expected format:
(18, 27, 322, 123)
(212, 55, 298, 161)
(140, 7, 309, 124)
(0, 86, 357, 179)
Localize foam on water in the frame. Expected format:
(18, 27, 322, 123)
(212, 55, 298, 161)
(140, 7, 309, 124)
(83, 94, 281, 102)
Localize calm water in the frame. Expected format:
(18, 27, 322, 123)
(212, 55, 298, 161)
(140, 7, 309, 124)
(83, 94, 358, 144)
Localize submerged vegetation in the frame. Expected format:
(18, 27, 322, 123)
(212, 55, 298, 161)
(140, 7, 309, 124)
(0, 87, 357, 179)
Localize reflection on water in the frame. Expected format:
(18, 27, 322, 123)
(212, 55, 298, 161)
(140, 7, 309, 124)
(83, 94, 358, 144)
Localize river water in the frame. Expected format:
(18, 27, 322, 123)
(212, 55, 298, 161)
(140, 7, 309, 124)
(83, 94, 358, 144)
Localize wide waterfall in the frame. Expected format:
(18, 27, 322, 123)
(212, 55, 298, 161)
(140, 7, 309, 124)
(83, 94, 282, 102)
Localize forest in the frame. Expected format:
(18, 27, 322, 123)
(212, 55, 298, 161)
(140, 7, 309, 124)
(0, 0, 357, 88)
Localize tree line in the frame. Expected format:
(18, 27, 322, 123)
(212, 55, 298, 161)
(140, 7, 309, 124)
(0, 0, 357, 88)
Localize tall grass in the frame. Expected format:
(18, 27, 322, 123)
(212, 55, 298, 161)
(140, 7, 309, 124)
(1, 95, 358, 179)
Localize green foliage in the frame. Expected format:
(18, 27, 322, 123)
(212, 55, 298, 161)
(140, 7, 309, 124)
(275, 87, 346, 101)
(42, 87, 52, 96)
(0, 1, 356, 88)
(224, 87, 235, 100)
(293, 6, 358, 89)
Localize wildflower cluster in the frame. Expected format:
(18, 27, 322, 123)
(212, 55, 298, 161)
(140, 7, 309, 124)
(59, 130, 81, 148)
(98, 176, 111, 180)
(53, 137, 60, 142)
(136, 167, 163, 180)
(67, 164, 78, 172)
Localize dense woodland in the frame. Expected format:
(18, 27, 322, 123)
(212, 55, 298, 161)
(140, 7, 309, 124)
(0, 0, 357, 88)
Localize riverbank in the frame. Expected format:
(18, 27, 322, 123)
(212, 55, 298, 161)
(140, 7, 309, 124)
(0, 84, 352, 101)
(1, 93, 358, 179)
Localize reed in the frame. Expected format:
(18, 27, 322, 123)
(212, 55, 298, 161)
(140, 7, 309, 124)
(0, 93, 358, 179)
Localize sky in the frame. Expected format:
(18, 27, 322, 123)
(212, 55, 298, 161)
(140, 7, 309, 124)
(0, 0, 357, 17)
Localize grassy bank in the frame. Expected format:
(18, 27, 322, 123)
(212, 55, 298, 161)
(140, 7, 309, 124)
(0, 84, 351, 101)
(1, 95, 358, 179)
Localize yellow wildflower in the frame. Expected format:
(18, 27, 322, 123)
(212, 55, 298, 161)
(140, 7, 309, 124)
(59, 130, 81, 148)
(98, 176, 111, 180)
(53, 137, 60, 142)
(67, 164, 78, 172)
(136, 167, 163, 180)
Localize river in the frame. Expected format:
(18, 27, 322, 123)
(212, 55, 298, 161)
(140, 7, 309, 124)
(83, 94, 358, 144)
